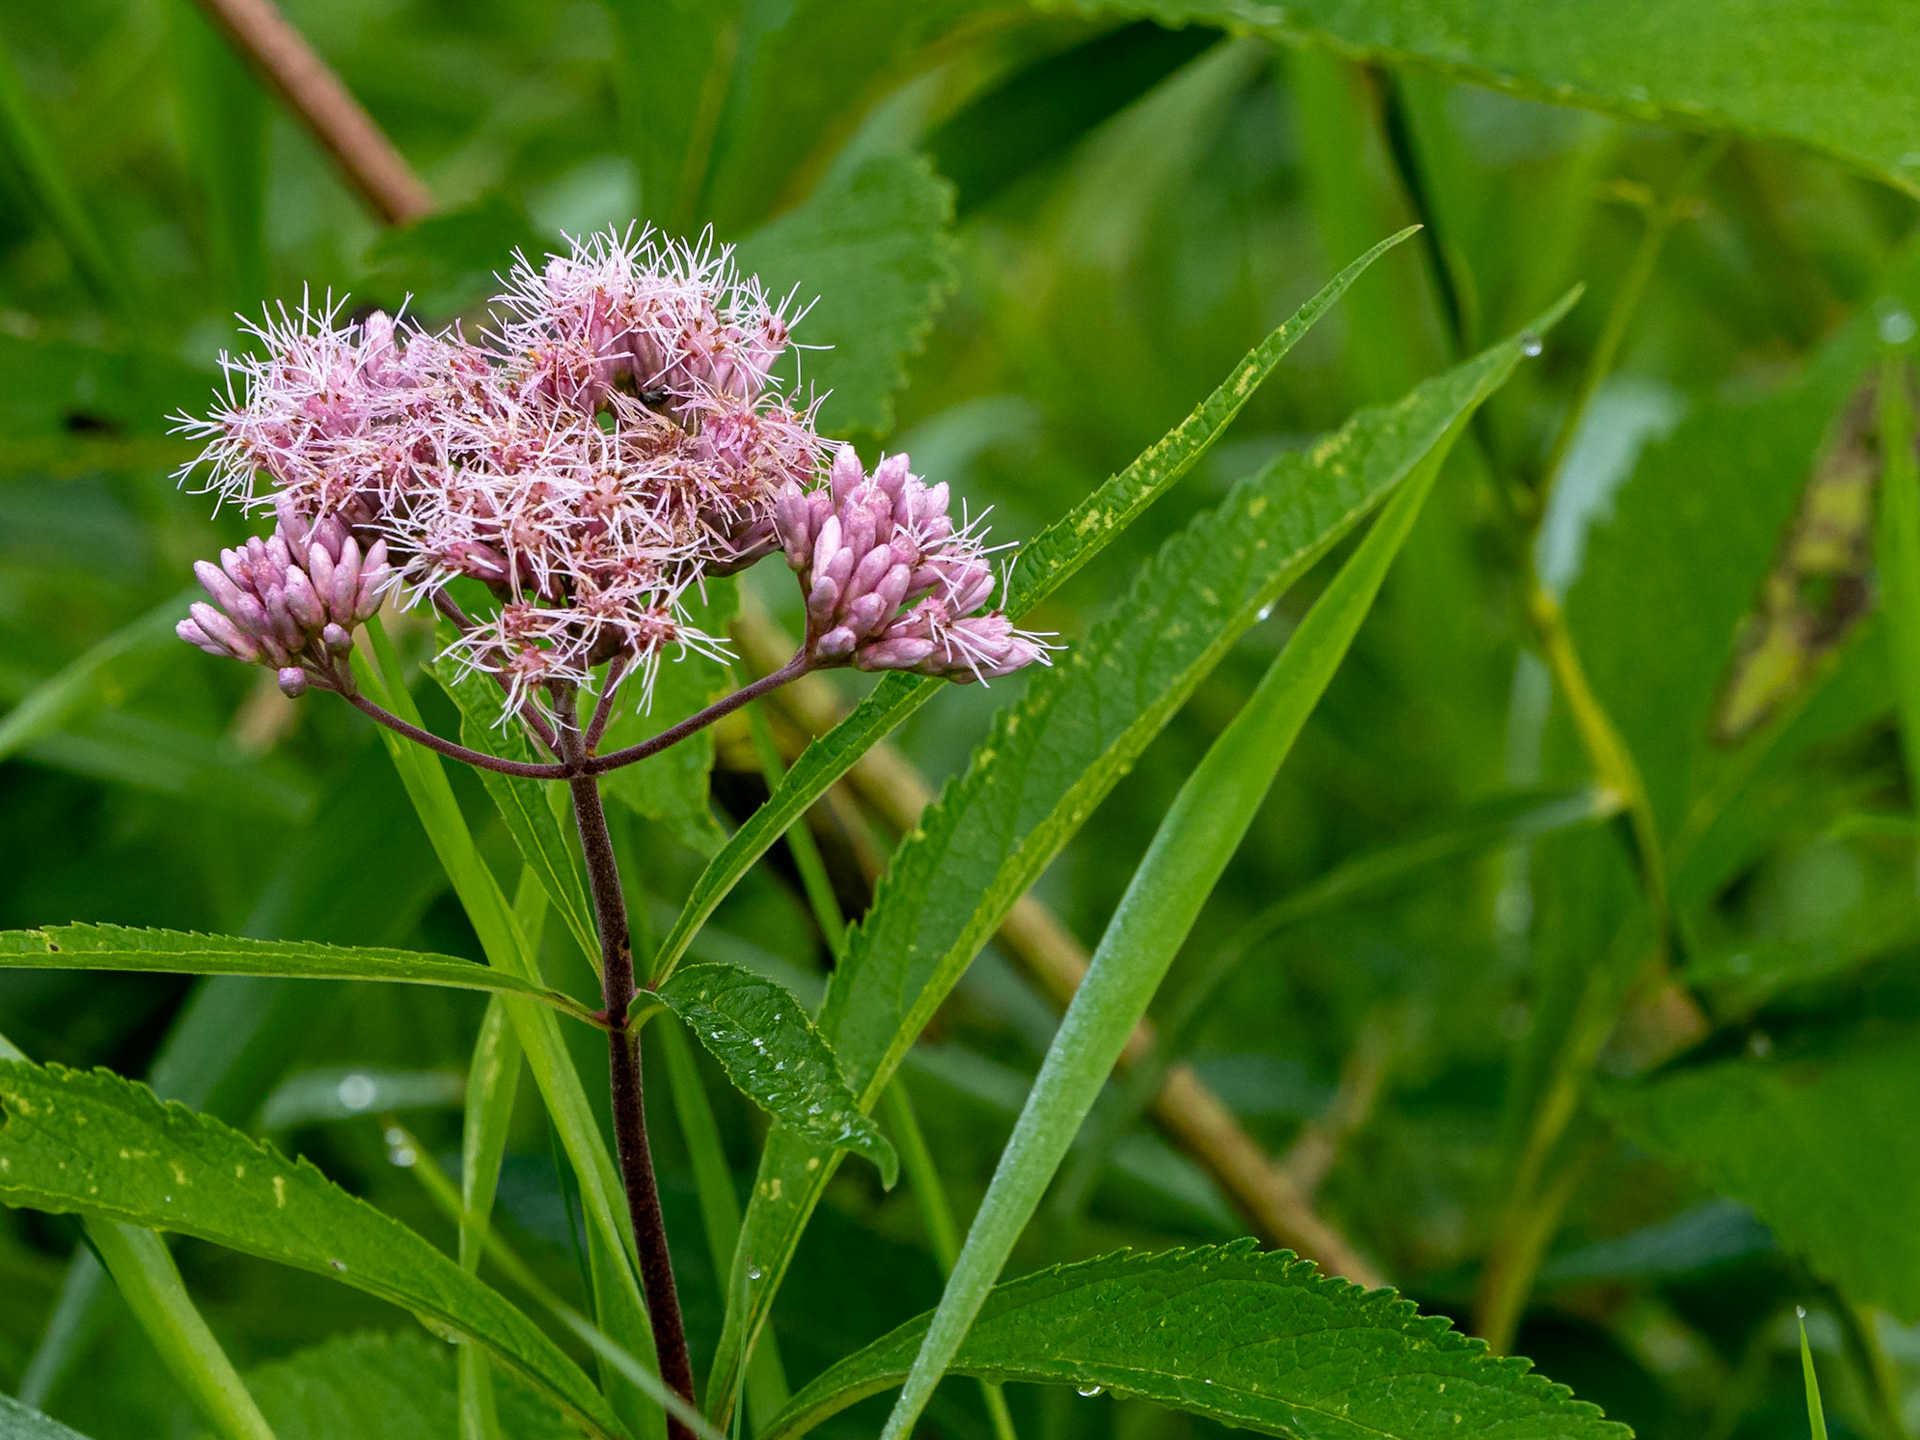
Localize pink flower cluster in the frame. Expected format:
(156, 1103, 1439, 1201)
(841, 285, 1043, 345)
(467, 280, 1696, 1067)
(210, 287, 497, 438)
(775, 447, 1050, 682)
(174, 227, 1046, 722)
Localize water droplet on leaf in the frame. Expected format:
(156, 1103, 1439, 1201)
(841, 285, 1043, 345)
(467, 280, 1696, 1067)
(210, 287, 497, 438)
(1076, 1384, 1103, 1398)
(1520, 335, 1544, 357)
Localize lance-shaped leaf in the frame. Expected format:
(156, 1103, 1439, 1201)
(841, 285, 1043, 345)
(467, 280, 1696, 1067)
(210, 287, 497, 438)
(0, 1060, 626, 1440)
(649, 228, 1418, 986)
(0, 925, 598, 1024)
(705, 295, 1577, 1418)
(638, 963, 896, 1186)
(761, 1242, 1626, 1440)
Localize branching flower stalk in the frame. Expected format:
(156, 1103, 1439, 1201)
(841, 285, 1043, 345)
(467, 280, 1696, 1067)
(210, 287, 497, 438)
(172, 228, 1050, 1430)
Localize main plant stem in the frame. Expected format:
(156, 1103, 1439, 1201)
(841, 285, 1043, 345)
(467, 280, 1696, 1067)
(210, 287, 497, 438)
(559, 721, 695, 1436)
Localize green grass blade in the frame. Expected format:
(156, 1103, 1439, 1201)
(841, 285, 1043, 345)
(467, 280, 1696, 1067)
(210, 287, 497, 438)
(19, 972, 325, 1408)
(877, 385, 1467, 1440)
(657, 1019, 792, 1428)
(0, 44, 127, 309)
(880, 1080, 1018, 1440)
(763, 1244, 1626, 1440)
(0, 593, 190, 764)
(1799, 1308, 1830, 1440)
(0, 925, 598, 1022)
(398, 1132, 724, 1440)
(460, 993, 525, 1440)
(649, 228, 1417, 988)
(85, 1222, 276, 1440)
(0, 1057, 626, 1438)
(745, 698, 846, 951)
(354, 621, 664, 1439)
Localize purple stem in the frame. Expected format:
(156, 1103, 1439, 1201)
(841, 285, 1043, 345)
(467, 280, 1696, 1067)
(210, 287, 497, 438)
(339, 650, 810, 782)
(344, 690, 574, 778)
(582, 654, 807, 775)
(559, 719, 696, 1435)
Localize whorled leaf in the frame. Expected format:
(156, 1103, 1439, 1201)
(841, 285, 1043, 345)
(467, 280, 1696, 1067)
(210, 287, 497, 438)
(764, 1242, 1628, 1440)
(0, 1060, 626, 1439)
(191, 1330, 577, 1440)
(641, 962, 897, 1186)
(706, 296, 1575, 1417)
(0, 925, 596, 1024)
(1085, 0, 1920, 197)
(1601, 1024, 1920, 1321)
(649, 228, 1418, 986)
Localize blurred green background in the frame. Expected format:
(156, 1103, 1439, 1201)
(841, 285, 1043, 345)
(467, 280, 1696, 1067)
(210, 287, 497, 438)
(6, 2, 1920, 1438)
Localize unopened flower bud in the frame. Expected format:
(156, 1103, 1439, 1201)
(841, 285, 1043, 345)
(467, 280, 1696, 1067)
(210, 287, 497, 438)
(773, 444, 1051, 682)
(177, 506, 386, 691)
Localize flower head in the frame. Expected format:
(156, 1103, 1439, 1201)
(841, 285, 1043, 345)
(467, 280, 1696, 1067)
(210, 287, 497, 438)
(172, 229, 826, 716)
(173, 229, 1051, 742)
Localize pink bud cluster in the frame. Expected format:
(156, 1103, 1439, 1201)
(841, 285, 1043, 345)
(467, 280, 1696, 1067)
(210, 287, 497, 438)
(775, 447, 1051, 682)
(178, 500, 391, 698)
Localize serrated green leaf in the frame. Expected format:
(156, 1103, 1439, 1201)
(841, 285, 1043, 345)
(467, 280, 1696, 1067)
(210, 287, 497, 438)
(1085, 0, 1920, 197)
(0, 1395, 94, 1440)
(194, 1330, 577, 1440)
(1601, 1025, 1920, 1321)
(1567, 251, 1920, 869)
(597, 581, 738, 856)
(707, 294, 1573, 1418)
(763, 1242, 1628, 1440)
(737, 153, 956, 437)
(0, 1061, 626, 1438)
(651, 228, 1417, 987)
(648, 963, 896, 1186)
(0, 925, 598, 1024)
(428, 655, 600, 969)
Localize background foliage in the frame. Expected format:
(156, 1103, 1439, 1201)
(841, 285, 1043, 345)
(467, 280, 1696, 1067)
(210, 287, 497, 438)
(3, 1, 1919, 1438)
